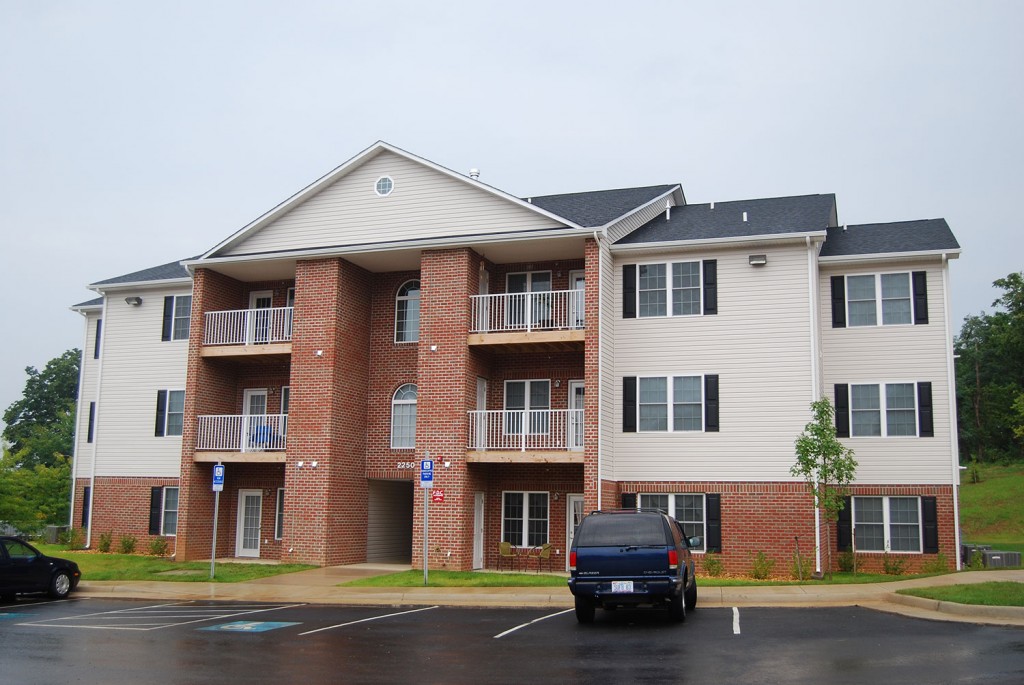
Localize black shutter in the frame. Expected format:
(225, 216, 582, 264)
(94, 319, 102, 359)
(623, 376, 637, 433)
(162, 296, 174, 341)
(149, 487, 164, 535)
(155, 390, 167, 437)
(922, 496, 939, 554)
(621, 493, 637, 510)
(87, 402, 96, 443)
(705, 494, 722, 552)
(81, 486, 91, 528)
(917, 382, 934, 437)
(830, 276, 846, 328)
(837, 496, 852, 551)
(704, 374, 719, 432)
(912, 271, 929, 325)
(702, 260, 718, 315)
(623, 265, 636, 319)
(834, 384, 850, 438)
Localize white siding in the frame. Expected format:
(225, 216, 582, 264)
(222, 152, 563, 256)
(366, 480, 413, 562)
(606, 198, 676, 244)
(93, 286, 190, 477)
(73, 311, 102, 480)
(820, 261, 955, 485)
(598, 238, 616, 482)
(611, 244, 816, 482)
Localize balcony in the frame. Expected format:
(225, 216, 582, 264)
(201, 307, 294, 358)
(468, 291, 585, 352)
(466, 409, 584, 463)
(194, 414, 287, 463)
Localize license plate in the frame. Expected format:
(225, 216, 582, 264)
(610, 581, 634, 593)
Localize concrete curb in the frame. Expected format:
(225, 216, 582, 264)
(886, 592, 1024, 622)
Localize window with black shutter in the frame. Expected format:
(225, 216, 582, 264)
(834, 384, 850, 438)
(830, 276, 846, 328)
(922, 496, 939, 554)
(702, 260, 717, 315)
(622, 377, 637, 432)
(161, 296, 174, 341)
(704, 375, 719, 432)
(149, 487, 164, 535)
(837, 496, 852, 551)
(912, 271, 929, 324)
(154, 390, 167, 437)
(917, 382, 934, 437)
(705, 494, 722, 552)
(622, 265, 636, 319)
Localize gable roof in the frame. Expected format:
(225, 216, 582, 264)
(819, 219, 960, 258)
(617, 194, 837, 245)
(70, 297, 104, 311)
(88, 259, 193, 289)
(527, 185, 680, 227)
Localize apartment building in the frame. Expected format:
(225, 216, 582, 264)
(71, 141, 962, 574)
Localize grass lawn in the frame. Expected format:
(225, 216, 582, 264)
(959, 463, 1024, 547)
(37, 544, 315, 583)
(898, 582, 1024, 607)
(344, 570, 567, 588)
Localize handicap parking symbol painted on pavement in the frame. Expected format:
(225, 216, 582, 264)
(200, 621, 300, 633)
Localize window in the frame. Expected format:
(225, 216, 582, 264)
(852, 496, 921, 552)
(281, 386, 290, 435)
(395, 280, 420, 343)
(639, 493, 707, 552)
(87, 402, 96, 443)
(375, 176, 394, 196)
(502, 491, 549, 548)
(504, 380, 550, 434)
(391, 384, 417, 449)
(625, 375, 716, 432)
(161, 487, 179, 536)
(162, 295, 192, 341)
(506, 271, 552, 327)
(623, 260, 717, 319)
(155, 390, 185, 437)
(850, 383, 917, 437)
(830, 271, 928, 328)
(94, 319, 102, 359)
(275, 488, 285, 540)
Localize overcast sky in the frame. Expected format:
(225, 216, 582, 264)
(1, 1, 1021, 429)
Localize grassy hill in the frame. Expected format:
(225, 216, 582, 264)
(959, 463, 1024, 554)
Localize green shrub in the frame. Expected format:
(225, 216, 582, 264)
(61, 528, 84, 550)
(148, 537, 170, 557)
(791, 551, 814, 580)
(749, 551, 775, 580)
(701, 551, 724, 577)
(969, 550, 985, 570)
(118, 534, 137, 554)
(837, 548, 856, 573)
(882, 551, 907, 576)
(967, 462, 982, 484)
(97, 531, 113, 553)
(921, 553, 950, 574)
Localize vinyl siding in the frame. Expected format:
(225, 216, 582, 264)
(606, 197, 677, 244)
(612, 244, 815, 481)
(73, 311, 102, 480)
(93, 286, 191, 477)
(222, 151, 564, 256)
(820, 261, 955, 485)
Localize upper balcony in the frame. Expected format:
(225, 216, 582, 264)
(466, 409, 584, 464)
(194, 413, 287, 463)
(201, 307, 294, 359)
(468, 290, 585, 352)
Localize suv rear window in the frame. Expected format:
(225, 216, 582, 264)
(575, 514, 668, 547)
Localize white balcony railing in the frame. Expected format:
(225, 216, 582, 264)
(470, 290, 585, 334)
(467, 409, 584, 451)
(197, 414, 287, 452)
(204, 307, 294, 346)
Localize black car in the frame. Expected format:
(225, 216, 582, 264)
(568, 509, 698, 623)
(0, 536, 81, 601)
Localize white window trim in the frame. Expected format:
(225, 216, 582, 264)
(161, 486, 179, 536)
(501, 490, 550, 548)
(171, 295, 192, 341)
(852, 496, 923, 554)
(638, 493, 707, 552)
(503, 379, 551, 435)
(845, 272, 914, 327)
(275, 488, 285, 540)
(635, 260, 703, 318)
(849, 381, 919, 438)
(394, 279, 420, 343)
(375, 175, 395, 197)
(390, 383, 418, 450)
(163, 389, 186, 437)
(636, 374, 706, 433)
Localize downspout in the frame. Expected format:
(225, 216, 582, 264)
(942, 254, 963, 569)
(85, 296, 108, 548)
(67, 313, 90, 531)
(594, 230, 603, 512)
(807, 236, 822, 574)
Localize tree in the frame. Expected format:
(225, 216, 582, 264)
(2, 349, 80, 468)
(792, 397, 858, 577)
(0, 447, 71, 534)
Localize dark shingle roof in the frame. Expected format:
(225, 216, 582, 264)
(91, 259, 193, 287)
(71, 297, 104, 309)
(617, 194, 836, 245)
(819, 219, 960, 257)
(526, 185, 678, 227)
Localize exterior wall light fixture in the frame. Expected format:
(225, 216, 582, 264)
(748, 254, 767, 266)
(125, 296, 143, 306)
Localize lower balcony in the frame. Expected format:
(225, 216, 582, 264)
(466, 409, 584, 463)
(194, 414, 287, 463)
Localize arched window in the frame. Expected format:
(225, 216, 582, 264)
(395, 280, 421, 343)
(391, 383, 418, 449)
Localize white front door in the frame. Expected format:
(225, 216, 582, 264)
(566, 494, 585, 571)
(568, 380, 584, 450)
(475, 377, 488, 450)
(236, 489, 263, 558)
(472, 492, 485, 569)
(242, 389, 268, 451)
(248, 290, 273, 343)
(569, 270, 585, 328)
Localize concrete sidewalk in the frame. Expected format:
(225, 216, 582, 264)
(75, 565, 1024, 627)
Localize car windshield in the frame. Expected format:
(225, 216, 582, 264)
(575, 515, 667, 547)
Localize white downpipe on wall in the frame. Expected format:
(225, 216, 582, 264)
(942, 254, 963, 570)
(594, 230, 603, 512)
(85, 297, 108, 548)
(807, 237, 822, 574)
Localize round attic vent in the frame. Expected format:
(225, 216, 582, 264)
(375, 176, 394, 196)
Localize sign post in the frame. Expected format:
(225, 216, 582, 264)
(210, 463, 225, 580)
(420, 456, 433, 586)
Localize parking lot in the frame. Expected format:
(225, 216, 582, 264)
(2, 598, 1023, 683)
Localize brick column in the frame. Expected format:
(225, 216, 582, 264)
(283, 258, 371, 565)
(584, 237, 603, 513)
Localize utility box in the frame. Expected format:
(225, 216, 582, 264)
(981, 550, 1022, 568)
(961, 543, 992, 565)
(44, 525, 69, 544)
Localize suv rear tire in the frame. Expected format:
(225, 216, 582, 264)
(684, 577, 698, 611)
(668, 591, 686, 622)
(574, 595, 595, 623)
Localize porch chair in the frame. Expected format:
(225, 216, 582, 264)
(534, 543, 552, 573)
(497, 541, 518, 571)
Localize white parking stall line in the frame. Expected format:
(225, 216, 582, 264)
(20, 602, 304, 631)
(298, 606, 439, 636)
(494, 609, 574, 639)
(732, 607, 741, 635)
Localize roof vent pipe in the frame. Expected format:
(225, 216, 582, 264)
(710, 201, 715, 210)
(743, 211, 748, 222)
(469, 168, 480, 180)
(665, 200, 671, 221)
(842, 224, 847, 232)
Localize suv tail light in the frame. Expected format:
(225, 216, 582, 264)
(569, 550, 577, 571)
(667, 549, 679, 570)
